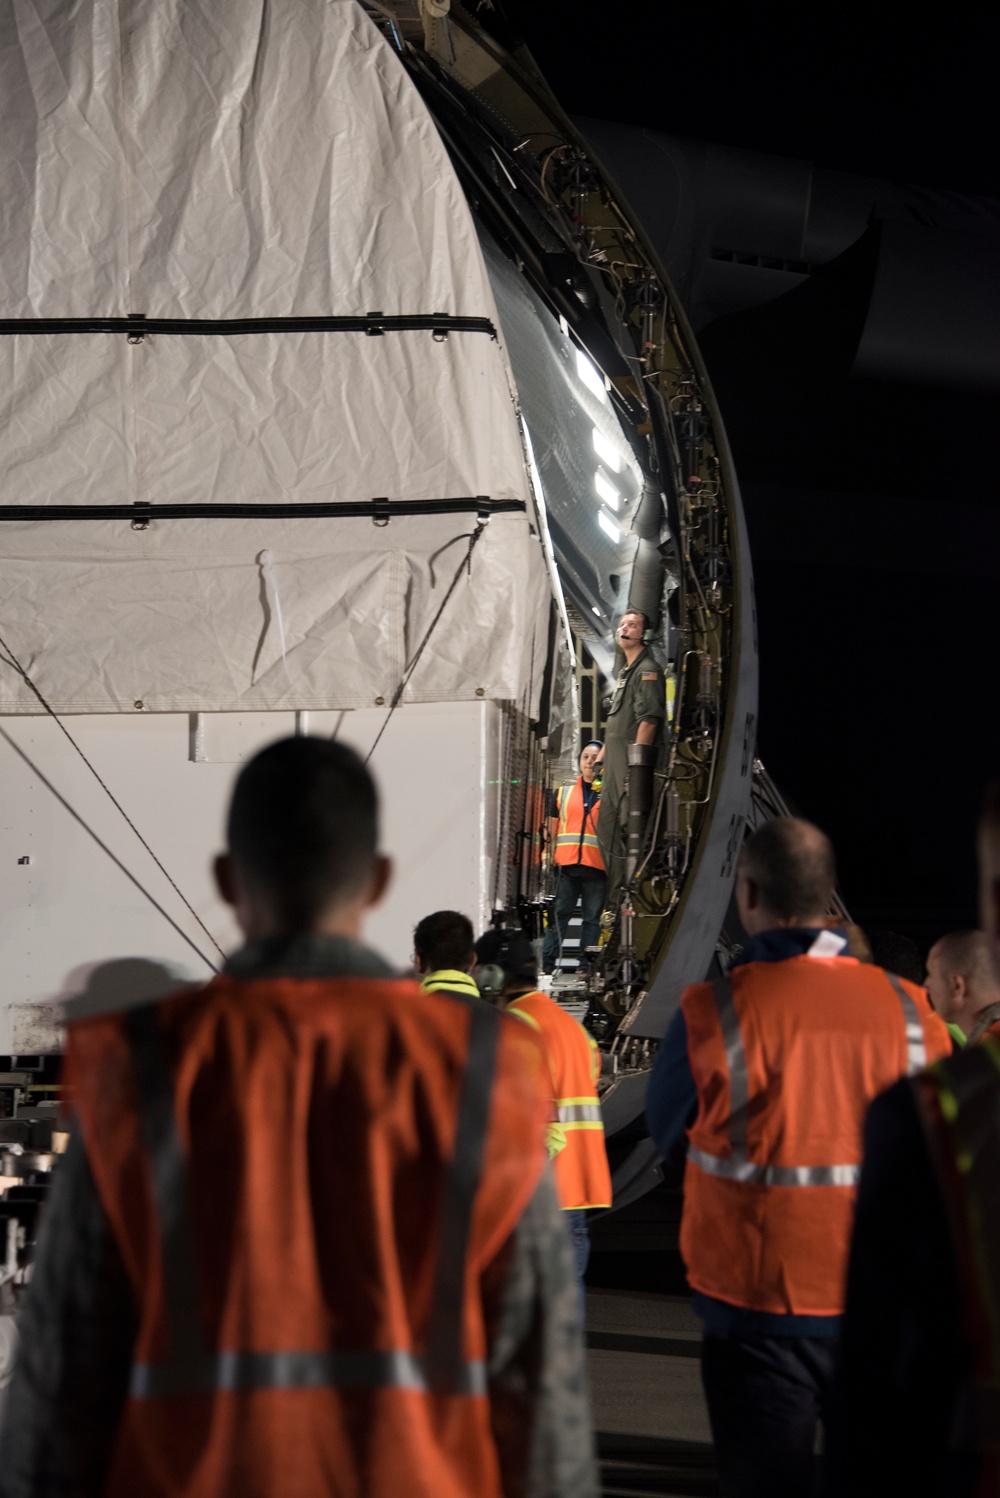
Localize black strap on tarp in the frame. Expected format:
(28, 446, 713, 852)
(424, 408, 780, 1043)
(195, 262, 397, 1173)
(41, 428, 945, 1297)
(0, 313, 496, 338)
(0, 497, 523, 522)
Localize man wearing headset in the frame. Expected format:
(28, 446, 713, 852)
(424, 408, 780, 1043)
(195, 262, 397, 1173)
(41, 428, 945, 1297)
(474, 930, 612, 1285)
(595, 609, 665, 903)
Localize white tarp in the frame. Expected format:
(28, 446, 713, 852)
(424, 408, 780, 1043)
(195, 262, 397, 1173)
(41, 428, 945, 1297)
(0, 0, 554, 712)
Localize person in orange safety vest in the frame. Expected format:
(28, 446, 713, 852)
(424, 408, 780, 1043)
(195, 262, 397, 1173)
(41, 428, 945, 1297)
(646, 816, 950, 1498)
(475, 929, 612, 1286)
(542, 741, 607, 974)
(0, 738, 597, 1498)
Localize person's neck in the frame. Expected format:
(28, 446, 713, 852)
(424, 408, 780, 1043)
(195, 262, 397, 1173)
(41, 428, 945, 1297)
(621, 640, 644, 667)
(743, 913, 829, 937)
(238, 906, 366, 945)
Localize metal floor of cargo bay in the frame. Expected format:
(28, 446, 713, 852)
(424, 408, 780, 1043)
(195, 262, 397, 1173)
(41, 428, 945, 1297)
(586, 1290, 717, 1497)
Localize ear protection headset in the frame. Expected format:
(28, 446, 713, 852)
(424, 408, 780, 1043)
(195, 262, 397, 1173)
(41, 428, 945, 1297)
(475, 964, 506, 1002)
(474, 932, 516, 1003)
(621, 608, 657, 645)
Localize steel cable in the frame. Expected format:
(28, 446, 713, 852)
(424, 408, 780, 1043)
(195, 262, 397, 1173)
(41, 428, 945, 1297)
(0, 628, 225, 962)
(365, 519, 488, 764)
(0, 728, 217, 973)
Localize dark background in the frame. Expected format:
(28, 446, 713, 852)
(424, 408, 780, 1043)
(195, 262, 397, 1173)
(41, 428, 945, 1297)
(500, 0, 1000, 954)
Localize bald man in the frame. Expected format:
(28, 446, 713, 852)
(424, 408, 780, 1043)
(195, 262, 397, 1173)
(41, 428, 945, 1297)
(924, 929, 1000, 1045)
(647, 816, 949, 1498)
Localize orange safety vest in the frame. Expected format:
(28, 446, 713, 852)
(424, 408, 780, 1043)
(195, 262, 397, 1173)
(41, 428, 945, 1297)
(681, 958, 951, 1316)
(912, 1038, 1000, 1482)
(506, 991, 612, 1210)
(65, 974, 550, 1498)
(553, 780, 603, 871)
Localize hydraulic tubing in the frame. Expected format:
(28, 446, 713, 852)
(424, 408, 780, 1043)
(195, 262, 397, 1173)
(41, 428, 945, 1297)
(626, 478, 667, 625)
(625, 741, 658, 885)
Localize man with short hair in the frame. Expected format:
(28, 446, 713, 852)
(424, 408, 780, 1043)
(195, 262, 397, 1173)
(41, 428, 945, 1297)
(925, 928, 1000, 1045)
(543, 740, 606, 974)
(646, 816, 950, 1498)
(595, 609, 665, 904)
(475, 930, 612, 1284)
(0, 738, 596, 1498)
(412, 908, 483, 1003)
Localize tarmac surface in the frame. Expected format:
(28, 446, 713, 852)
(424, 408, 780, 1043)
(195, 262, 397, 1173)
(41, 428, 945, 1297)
(586, 1288, 717, 1495)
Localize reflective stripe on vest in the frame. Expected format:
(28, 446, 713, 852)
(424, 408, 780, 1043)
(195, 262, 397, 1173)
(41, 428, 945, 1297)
(125, 1000, 499, 1400)
(689, 969, 926, 1187)
(506, 992, 611, 1209)
(885, 971, 927, 1074)
(554, 780, 601, 868)
(556, 1097, 603, 1129)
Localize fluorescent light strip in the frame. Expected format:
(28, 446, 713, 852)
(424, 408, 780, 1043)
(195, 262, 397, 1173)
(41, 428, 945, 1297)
(594, 471, 620, 510)
(575, 348, 607, 401)
(592, 427, 621, 472)
(598, 510, 620, 543)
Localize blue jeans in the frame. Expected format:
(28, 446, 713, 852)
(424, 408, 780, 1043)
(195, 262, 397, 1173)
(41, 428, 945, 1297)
(543, 866, 607, 970)
(564, 1208, 591, 1283)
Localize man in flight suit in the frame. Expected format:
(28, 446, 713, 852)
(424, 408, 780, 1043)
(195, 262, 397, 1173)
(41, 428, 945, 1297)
(595, 609, 666, 903)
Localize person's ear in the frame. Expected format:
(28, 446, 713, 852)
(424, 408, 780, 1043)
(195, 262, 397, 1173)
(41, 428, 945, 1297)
(740, 873, 760, 912)
(364, 854, 393, 910)
(952, 973, 968, 1002)
(213, 853, 236, 908)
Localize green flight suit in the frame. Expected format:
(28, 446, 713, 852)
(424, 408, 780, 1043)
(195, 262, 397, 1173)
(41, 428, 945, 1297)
(596, 646, 666, 901)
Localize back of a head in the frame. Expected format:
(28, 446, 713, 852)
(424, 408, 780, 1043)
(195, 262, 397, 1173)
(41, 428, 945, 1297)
(739, 817, 836, 921)
(475, 929, 538, 990)
(933, 929, 1000, 998)
(413, 910, 475, 973)
(227, 737, 377, 925)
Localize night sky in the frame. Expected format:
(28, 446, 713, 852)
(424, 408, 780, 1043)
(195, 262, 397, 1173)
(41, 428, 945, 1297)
(499, 1, 1000, 952)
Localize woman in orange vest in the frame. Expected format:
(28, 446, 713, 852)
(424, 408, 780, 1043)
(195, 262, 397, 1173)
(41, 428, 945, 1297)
(0, 739, 597, 1498)
(475, 929, 612, 1285)
(542, 740, 606, 974)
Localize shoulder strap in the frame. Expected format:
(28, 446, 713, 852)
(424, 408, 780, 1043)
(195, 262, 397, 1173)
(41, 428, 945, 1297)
(966, 1001, 1000, 1047)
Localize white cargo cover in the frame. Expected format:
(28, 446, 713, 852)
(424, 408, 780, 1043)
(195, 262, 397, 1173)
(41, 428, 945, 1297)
(0, 0, 555, 712)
